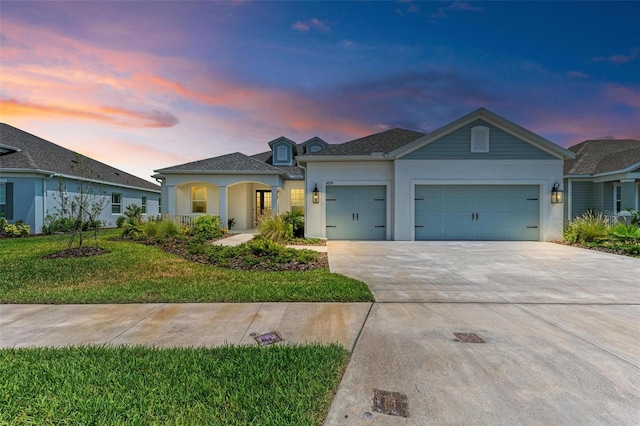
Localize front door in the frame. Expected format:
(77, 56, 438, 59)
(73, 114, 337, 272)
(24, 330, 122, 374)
(256, 190, 272, 221)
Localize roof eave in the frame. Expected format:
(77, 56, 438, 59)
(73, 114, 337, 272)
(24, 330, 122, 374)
(153, 169, 284, 175)
(297, 154, 389, 164)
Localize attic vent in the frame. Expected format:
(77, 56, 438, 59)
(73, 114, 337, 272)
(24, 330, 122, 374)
(471, 126, 489, 153)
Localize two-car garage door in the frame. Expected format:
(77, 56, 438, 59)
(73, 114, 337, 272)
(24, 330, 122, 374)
(324, 184, 540, 241)
(414, 185, 540, 241)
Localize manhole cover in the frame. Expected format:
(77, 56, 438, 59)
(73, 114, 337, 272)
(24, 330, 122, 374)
(254, 331, 283, 346)
(372, 389, 409, 417)
(454, 332, 485, 343)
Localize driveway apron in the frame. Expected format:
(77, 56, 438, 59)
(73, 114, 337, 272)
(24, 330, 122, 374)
(326, 241, 640, 425)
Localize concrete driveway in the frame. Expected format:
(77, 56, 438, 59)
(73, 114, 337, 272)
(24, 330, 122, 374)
(326, 241, 640, 425)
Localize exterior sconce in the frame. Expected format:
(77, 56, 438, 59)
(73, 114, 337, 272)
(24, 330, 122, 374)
(551, 182, 564, 204)
(312, 184, 319, 204)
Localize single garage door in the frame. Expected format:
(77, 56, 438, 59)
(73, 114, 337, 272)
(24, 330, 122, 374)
(326, 185, 386, 240)
(415, 185, 539, 241)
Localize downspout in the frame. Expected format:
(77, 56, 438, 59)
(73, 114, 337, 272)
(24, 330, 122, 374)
(42, 173, 55, 233)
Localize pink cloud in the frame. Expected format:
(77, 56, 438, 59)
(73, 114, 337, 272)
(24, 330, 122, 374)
(592, 48, 640, 65)
(292, 18, 331, 33)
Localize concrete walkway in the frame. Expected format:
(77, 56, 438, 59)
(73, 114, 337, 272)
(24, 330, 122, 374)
(0, 303, 370, 349)
(211, 231, 327, 252)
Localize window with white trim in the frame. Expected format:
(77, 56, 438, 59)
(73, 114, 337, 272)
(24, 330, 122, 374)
(0, 183, 6, 217)
(141, 196, 147, 214)
(470, 126, 490, 153)
(192, 186, 207, 213)
(290, 188, 305, 215)
(614, 183, 622, 213)
(111, 193, 122, 214)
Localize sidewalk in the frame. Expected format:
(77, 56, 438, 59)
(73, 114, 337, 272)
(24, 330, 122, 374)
(211, 231, 327, 252)
(0, 303, 370, 349)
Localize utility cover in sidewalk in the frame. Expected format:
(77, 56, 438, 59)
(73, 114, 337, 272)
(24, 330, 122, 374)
(454, 332, 485, 343)
(372, 389, 409, 417)
(254, 331, 283, 346)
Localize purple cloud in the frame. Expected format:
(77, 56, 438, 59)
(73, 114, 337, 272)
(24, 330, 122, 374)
(292, 18, 331, 33)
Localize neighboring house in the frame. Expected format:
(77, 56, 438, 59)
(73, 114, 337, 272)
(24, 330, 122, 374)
(564, 139, 640, 221)
(0, 123, 160, 233)
(155, 108, 575, 241)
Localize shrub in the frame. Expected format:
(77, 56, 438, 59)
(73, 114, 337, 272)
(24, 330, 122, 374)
(124, 204, 143, 222)
(120, 218, 144, 238)
(116, 216, 127, 228)
(256, 214, 293, 243)
(629, 210, 640, 226)
(42, 215, 102, 234)
(610, 222, 640, 242)
(191, 215, 222, 243)
(4, 222, 30, 237)
(282, 210, 304, 238)
(564, 212, 610, 243)
(227, 217, 236, 230)
(155, 218, 183, 239)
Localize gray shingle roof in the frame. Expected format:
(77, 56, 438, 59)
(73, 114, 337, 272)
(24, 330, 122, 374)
(157, 152, 281, 173)
(0, 123, 159, 191)
(564, 139, 640, 175)
(302, 128, 424, 156)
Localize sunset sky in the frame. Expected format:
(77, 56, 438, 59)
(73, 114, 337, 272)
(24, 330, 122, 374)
(1, 1, 639, 183)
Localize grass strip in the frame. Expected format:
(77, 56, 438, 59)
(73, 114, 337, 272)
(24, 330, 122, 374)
(0, 230, 373, 303)
(0, 344, 349, 425)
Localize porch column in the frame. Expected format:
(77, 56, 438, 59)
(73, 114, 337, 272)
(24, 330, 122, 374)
(219, 185, 228, 229)
(270, 186, 278, 216)
(166, 185, 175, 216)
(620, 179, 636, 212)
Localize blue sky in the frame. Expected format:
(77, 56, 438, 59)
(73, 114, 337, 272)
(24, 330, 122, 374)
(1, 1, 639, 181)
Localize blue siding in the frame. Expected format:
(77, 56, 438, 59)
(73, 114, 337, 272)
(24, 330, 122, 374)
(570, 181, 593, 219)
(400, 119, 556, 160)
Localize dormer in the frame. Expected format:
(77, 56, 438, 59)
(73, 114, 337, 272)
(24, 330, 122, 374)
(301, 136, 329, 154)
(0, 143, 21, 156)
(268, 136, 297, 166)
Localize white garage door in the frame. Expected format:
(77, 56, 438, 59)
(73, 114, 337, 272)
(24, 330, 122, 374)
(326, 186, 386, 240)
(415, 185, 540, 240)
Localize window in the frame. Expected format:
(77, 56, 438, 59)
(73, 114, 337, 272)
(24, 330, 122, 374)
(470, 126, 490, 153)
(614, 183, 622, 213)
(192, 186, 207, 213)
(158, 197, 162, 215)
(290, 188, 305, 215)
(141, 196, 147, 214)
(0, 182, 11, 220)
(111, 193, 122, 214)
(309, 145, 321, 153)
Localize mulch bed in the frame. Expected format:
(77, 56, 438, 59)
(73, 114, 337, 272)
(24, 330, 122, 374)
(44, 246, 110, 259)
(553, 240, 638, 257)
(158, 239, 328, 271)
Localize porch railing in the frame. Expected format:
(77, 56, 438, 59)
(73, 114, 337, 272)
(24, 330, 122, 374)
(168, 214, 219, 228)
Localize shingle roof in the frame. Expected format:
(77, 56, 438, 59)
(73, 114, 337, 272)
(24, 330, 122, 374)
(157, 152, 281, 173)
(0, 123, 159, 191)
(302, 128, 425, 156)
(564, 139, 640, 175)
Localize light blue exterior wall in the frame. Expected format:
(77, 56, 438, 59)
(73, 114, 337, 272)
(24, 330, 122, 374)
(570, 181, 593, 218)
(401, 119, 556, 160)
(2, 173, 159, 233)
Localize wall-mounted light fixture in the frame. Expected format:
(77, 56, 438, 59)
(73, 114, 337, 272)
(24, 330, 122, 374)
(551, 182, 564, 204)
(312, 184, 319, 204)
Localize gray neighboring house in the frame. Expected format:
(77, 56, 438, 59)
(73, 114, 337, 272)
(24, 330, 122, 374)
(564, 139, 640, 221)
(155, 108, 575, 241)
(0, 123, 160, 233)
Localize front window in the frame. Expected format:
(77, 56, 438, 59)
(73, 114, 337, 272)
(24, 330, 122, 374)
(192, 187, 207, 213)
(141, 196, 147, 214)
(290, 188, 305, 215)
(614, 184, 622, 213)
(0, 183, 5, 214)
(111, 193, 122, 214)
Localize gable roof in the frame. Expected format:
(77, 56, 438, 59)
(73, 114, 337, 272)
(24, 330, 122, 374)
(564, 139, 640, 175)
(299, 128, 424, 158)
(390, 108, 575, 160)
(0, 123, 159, 191)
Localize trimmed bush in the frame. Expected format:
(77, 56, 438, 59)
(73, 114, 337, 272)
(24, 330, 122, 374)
(3, 222, 30, 237)
(191, 215, 222, 243)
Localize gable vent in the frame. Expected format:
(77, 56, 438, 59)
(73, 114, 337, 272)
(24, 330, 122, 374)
(471, 126, 490, 153)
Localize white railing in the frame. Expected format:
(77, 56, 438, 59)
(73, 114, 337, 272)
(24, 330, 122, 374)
(169, 214, 219, 228)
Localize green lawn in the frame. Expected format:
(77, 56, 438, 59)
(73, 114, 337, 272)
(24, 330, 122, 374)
(0, 344, 349, 425)
(0, 230, 373, 303)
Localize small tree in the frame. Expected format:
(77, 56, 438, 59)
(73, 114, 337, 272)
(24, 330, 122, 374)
(47, 154, 109, 250)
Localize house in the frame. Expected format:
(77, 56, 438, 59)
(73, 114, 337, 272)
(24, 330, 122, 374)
(564, 139, 640, 221)
(0, 123, 161, 233)
(155, 108, 575, 241)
